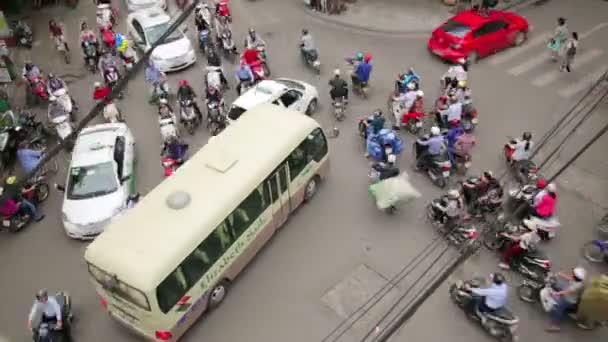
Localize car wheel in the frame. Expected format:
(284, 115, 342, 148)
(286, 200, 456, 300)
(207, 279, 229, 309)
(467, 51, 478, 65)
(514, 31, 527, 46)
(304, 176, 320, 202)
(306, 99, 318, 115)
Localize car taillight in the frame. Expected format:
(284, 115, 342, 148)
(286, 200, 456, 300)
(99, 295, 108, 309)
(467, 230, 478, 239)
(441, 165, 451, 171)
(155, 331, 172, 340)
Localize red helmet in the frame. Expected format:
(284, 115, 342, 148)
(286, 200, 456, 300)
(179, 79, 188, 86)
(536, 179, 547, 189)
(364, 53, 372, 62)
(449, 120, 460, 127)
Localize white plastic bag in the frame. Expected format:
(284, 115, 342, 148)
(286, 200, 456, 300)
(369, 173, 421, 209)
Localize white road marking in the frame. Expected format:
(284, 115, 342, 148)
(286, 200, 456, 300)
(507, 52, 551, 76)
(558, 65, 608, 98)
(531, 49, 604, 87)
(580, 22, 608, 39)
(489, 31, 552, 66)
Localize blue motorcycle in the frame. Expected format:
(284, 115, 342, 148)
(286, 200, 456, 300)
(366, 128, 404, 162)
(582, 240, 608, 263)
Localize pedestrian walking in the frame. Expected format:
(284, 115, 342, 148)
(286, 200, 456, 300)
(560, 32, 578, 72)
(548, 17, 568, 62)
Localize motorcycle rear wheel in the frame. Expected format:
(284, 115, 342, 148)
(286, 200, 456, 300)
(517, 283, 538, 303)
(36, 183, 50, 203)
(581, 241, 606, 263)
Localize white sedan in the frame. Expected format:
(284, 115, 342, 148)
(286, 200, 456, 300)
(127, 8, 196, 72)
(59, 123, 136, 240)
(228, 78, 319, 120)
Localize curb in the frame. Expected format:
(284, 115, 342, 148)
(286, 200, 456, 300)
(301, 6, 439, 35)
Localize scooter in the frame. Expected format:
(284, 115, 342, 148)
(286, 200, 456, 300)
(50, 87, 76, 118)
(179, 98, 199, 135)
(159, 114, 179, 143)
(102, 99, 122, 123)
(332, 96, 347, 121)
(300, 47, 321, 74)
(503, 139, 540, 184)
(401, 110, 425, 134)
(522, 216, 560, 241)
(13, 20, 33, 49)
(207, 101, 227, 136)
(83, 41, 99, 73)
(28, 76, 50, 104)
(151, 79, 170, 104)
(219, 29, 238, 61)
(103, 66, 122, 98)
(48, 105, 74, 150)
(199, 28, 213, 55)
(449, 278, 519, 341)
(517, 274, 602, 330)
(0, 210, 32, 233)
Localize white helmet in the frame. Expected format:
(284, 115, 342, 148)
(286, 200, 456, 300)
(407, 82, 416, 90)
(416, 90, 424, 98)
(195, 3, 203, 9)
(0, 186, 4, 196)
(94, 81, 101, 88)
(447, 189, 460, 199)
(49, 95, 57, 102)
(387, 154, 397, 164)
(546, 183, 557, 193)
(159, 98, 168, 105)
(334, 69, 341, 76)
(430, 126, 440, 136)
(573, 267, 586, 281)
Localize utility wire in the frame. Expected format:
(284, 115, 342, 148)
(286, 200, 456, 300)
(0, 1, 201, 203)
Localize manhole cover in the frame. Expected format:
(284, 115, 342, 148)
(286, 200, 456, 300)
(321, 264, 402, 337)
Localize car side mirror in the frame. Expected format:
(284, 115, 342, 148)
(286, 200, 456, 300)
(54, 183, 65, 192)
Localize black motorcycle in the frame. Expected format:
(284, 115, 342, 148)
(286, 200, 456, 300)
(414, 137, 451, 188)
(483, 223, 551, 281)
(33, 292, 73, 342)
(18, 111, 50, 149)
(0, 125, 22, 171)
(427, 196, 481, 251)
(449, 278, 519, 341)
(13, 20, 33, 49)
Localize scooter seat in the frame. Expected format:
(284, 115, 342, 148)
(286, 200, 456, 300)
(487, 307, 516, 321)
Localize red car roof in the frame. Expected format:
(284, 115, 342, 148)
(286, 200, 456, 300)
(450, 9, 524, 29)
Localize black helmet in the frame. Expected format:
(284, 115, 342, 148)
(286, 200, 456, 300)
(248, 28, 255, 35)
(492, 273, 505, 285)
(522, 132, 532, 141)
(36, 289, 49, 300)
(302, 28, 308, 35)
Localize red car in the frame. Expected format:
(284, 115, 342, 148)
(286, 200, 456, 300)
(428, 9, 529, 64)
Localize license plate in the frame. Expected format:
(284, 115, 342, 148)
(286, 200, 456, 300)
(442, 171, 450, 177)
(2, 220, 10, 227)
(472, 118, 478, 124)
(415, 121, 423, 127)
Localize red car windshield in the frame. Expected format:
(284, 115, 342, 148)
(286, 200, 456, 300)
(441, 19, 472, 38)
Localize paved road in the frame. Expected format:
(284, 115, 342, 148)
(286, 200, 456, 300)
(1, 0, 607, 341)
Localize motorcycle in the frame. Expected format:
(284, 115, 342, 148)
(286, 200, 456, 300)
(427, 196, 481, 251)
(48, 105, 74, 149)
(506, 184, 536, 213)
(50, 88, 76, 118)
(18, 111, 49, 149)
(459, 177, 503, 215)
(0, 125, 21, 171)
(461, 99, 479, 130)
(102, 100, 122, 123)
(103, 66, 122, 98)
(449, 278, 519, 341)
(161, 156, 183, 177)
(159, 114, 179, 143)
(13, 20, 33, 49)
(300, 48, 321, 74)
(207, 101, 227, 136)
(522, 216, 560, 241)
(21, 175, 50, 205)
(414, 138, 451, 188)
(452, 151, 472, 174)
(151, 79, 170, 104)
(368, 161, 400, 184)
(504, 139, 540, 184)
(345, 57, 369, 98)
(205, 66, 226, 92)
(179, 98, 199, 135)
(83, 41, 99, 73)
(517, 274, 602, 330)
(199, 28, 213, 55)
(96, 4, 116, 27)
(483, 222, 552, 282)
(582, 239, 608, 263)
(219, 29, 238, 61)
(33, 292, 73, 342)
(401, 110, 425, 134)
(28, 76, 50, 104)
(332, 96, 347, 121)
(120, 46, 137, 72)
(1, 206, 32, 233)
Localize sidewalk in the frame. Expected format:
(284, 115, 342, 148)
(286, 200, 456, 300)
(304, 0, 453, 34)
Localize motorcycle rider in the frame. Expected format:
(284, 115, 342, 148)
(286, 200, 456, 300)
(415, 126, 445, 170)
(453, 122, 477, 163)
(235, 63, 254, 96)
(508, 132, 533, 163)
(216, 0, 232, 23)
(445, 95, 463, 128)
(161, 135, 188, 162)
(546, 267, 587, 332)
(176, 79, 203, 122)
(98, 49, 120, 82)
(46, 73, 68, 96)
(465, 273, 508, 318)
(158, 98, 174, 118)
(49, 19, 69, 53)
(47, 95, 69, 121)
(79, 21, 98, 46)
(300, 29, 318, 62)
(93, 81, 111, 102)
(446, 120, 464, 166)
(244, 28, 266, 50)
(530, 183, 557, 219)
(435, 189, 465, 230)
(27, 289, 63, 334)
(194, 2, 211, 32)
(0, 186, 44, 222)
(462, 170, 501, 207)
(16, 141, 43, 174)
(498, 222, 542, 270)
(532, 178, 548, 207)
(22, 61, 42, 83)
(352, 53, 373, 89)
(206, 85, 224, 108)
(329, 69, 348, 103)
(145, 60, 167, 102)
(443, 62, 468, 92)
(206, 65, 229, 91)
(207, 47, 222, 67)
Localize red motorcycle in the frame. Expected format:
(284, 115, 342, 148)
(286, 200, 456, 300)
(161, 157, 183, 177)
(28, 76, 49, 103)
(101, 26, 116, 51)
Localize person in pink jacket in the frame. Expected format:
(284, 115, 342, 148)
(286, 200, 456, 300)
(531, 183, 557, 218)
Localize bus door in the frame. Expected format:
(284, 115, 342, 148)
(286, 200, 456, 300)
(266, 163, 291, 227)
